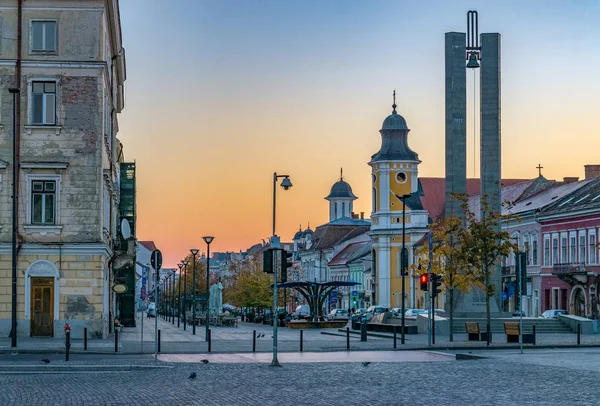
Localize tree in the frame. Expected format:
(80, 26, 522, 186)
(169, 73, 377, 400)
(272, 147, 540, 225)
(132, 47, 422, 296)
(414, 214, 474, 342)
(458, 195, 518, 344)
(224, 255, 279, 309)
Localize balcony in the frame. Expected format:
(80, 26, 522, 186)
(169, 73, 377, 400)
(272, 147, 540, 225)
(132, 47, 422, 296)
(552, 262, 586, 275)
(501, 266, 515, 277)
(552, 262, 587, 286)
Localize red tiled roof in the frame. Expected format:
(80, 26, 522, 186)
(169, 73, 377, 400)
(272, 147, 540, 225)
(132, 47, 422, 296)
(138, 241, 157, 251)
(419, 177, 530, 221)
(328, 241, 370, 267)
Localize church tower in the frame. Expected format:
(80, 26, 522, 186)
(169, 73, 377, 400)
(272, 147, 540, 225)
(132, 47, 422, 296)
(369, 94, 429, 307)
(325, 169, 357, 222)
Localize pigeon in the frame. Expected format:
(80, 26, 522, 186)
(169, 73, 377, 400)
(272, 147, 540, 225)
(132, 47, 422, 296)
(258, 334, 264, 338)
(188, 372, 197, 380)
(362, 362, 371, 367)
(41, 359, 51, 364)
(201, 359, 209, 364)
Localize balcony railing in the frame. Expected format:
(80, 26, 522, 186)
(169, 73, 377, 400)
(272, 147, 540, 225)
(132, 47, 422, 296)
(552, 262, 586, 275)
(501, 266, 515, 276)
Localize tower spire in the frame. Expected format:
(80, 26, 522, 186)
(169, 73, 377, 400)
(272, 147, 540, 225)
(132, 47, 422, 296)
(392, 89, 397, 113)
(340, 167, 343, 181)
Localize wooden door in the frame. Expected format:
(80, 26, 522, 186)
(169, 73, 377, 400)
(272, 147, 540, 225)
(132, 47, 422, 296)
(31, 277, 54, 337)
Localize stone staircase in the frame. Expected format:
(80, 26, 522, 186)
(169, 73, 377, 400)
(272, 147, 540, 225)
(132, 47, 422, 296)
(451, 318, 573, 334)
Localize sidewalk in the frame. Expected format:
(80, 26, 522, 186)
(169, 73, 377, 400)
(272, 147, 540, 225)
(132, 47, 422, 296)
(3, 317, 600, 354)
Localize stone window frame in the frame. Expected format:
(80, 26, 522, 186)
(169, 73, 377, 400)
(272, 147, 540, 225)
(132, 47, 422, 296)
(25, 77, 62, 135)
(588, 229, 596, 265)
(22, 165, 66, 235)
(543, 234, 550, 267)
(29, 19, 58, 54)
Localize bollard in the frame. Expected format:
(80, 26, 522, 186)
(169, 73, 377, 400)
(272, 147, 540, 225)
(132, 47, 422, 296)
(577, 323, 581, 345)
(360, 319, 367, 342)
(393, 326, 397, 349)
(65, 331, 71, 362)
(158, 329, 161, 353)
(208, 329, 212, 353)
(346, 327, 350, 350)
(533, 325, 536, 345)
(300, 330, 303, 352)
(115, 330, 118, 353)
(84, 328, 88, 351)
(253, 330, 256, 352)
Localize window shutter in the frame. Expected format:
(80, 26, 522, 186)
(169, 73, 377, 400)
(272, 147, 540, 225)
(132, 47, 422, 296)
(44, 93, 56, 125)
(32, 93, 43, 124)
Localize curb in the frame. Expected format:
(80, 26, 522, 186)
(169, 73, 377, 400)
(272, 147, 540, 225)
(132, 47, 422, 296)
(0, 364, 173, 374)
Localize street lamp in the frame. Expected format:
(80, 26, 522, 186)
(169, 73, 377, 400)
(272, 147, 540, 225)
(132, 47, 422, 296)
(166, 272, 171, 321)
(203, 236, 215, 341)
(177, 263, 183, 328)
(271, 172, 292, 367)
(9, 87, 19, 348)
(400, 194, 411, 345)
(182, 259, 189, 330)
(172, 269, 177, 325)
(190, 249, 199, 335)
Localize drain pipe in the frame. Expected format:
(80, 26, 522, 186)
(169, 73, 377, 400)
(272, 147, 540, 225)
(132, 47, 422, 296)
(10, 0, 22, 349)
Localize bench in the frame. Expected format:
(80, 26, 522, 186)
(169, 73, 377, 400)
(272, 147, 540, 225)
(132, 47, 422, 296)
(465, 322, 489, 341)
(504, 322, 535, 344)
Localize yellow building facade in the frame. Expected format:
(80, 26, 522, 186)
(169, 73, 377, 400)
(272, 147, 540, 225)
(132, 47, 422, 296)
(369, 99, 430, 308)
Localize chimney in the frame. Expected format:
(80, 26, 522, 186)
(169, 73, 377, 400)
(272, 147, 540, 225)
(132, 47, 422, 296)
(585, 165, 600, 180)
(563, 177, 579, 184)
(351, 212, 358, 219)
(360, 212, 364, 220)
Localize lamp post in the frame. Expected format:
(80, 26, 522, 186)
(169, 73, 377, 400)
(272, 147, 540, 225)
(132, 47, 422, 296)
(177, 263, 183, 328)
(182, 259, 189, 330)
(190, 249, 199, 335)
(400, 194, 411, 345)
(271, 172, 292, 367)
(9, 87, 19, 348)
(166, 273, 170, 321)
(172, 269, 176, 325)
(203, 236, 215, 341)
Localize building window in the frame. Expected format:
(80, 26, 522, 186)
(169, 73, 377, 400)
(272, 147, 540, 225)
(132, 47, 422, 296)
(552, 237, 558, 265)
(31, 81, 56, 125)
(570, 235, 577, 263)
(523, 234, 530, 265)
(544, 236, 550, 266)
(342, 202, 346, 217)
(579, 234, 586, 264)
(31, 180, 56, 225)
(561, 236, 568, 263)
(532, 234, 538, 266)
(31, 21, 57, 52)
(589, 233, 596, 264)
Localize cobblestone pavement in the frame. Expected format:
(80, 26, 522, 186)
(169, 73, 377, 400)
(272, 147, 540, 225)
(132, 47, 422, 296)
(0, 352, 598, 405)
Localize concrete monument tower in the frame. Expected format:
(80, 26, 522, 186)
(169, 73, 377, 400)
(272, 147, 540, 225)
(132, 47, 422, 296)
(445, 11, 502, 313)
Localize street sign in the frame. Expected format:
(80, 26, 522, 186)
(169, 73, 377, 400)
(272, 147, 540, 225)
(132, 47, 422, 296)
(352, 290, 357, 296)
(142, 277, 147, 285)
(141, 285, 147, 300)
(501, 291, 507, 301)
(151, 250, 162, 272)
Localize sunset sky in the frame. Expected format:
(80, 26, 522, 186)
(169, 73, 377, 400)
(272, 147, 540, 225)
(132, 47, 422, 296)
(118, 0, 600, 267)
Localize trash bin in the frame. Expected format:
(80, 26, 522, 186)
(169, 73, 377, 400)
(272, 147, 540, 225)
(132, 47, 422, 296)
(360, 318, 367, 342)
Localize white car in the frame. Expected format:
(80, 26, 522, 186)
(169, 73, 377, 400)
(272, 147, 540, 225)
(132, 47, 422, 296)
(328, 309, 349, 320)
(540, 310, 567, 319)
(403, 309, 427, 319)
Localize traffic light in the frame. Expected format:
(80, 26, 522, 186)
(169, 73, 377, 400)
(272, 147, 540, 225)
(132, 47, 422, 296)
(263, 248, 274, 274)
(431, 273, 442, 297)
(420, 274, 428, 291)
(517, 252, 527, 295)
(280, 250, 293, 283)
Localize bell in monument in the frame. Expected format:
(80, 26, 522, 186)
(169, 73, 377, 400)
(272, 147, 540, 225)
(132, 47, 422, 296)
(466, 52, 480, 69)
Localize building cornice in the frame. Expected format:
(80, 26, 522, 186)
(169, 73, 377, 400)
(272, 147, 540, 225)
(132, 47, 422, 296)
(0, 243, 113, 258)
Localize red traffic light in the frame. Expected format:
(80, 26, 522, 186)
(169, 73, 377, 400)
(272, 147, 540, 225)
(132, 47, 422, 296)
(420, 274, 428, 291)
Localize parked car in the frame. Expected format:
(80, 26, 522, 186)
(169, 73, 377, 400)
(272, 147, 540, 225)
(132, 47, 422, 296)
(540, 309, 567, 319)
(422, 309, 446, 317)
(292, 304, 310, 320)
(363, 305, 389, 321)
(328, 309, 349, 320)
(402, 309, 427, 319)
(351, 308, 366, 321)
(146, 302, 156, 318)
(511, 310, 526, 317)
